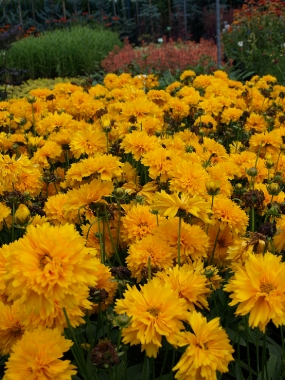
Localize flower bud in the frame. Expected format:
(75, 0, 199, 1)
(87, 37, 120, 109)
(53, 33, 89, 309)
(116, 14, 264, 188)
(206, 180, 221, 196)
(267, 183, 280, 196)
(113, 313, 132, 328)
(246, 167, 258, 177)
(14, 204, 31, 226)
(114, 187, 125, 199)
(27, 96, 37, 104)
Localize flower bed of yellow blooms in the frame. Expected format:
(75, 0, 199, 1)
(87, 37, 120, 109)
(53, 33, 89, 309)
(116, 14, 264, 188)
(0, 70, 285, 379)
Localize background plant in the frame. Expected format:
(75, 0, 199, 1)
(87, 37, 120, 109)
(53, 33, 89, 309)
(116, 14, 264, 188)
(101, 37, 224, 77)
(0, 25, 121, 79)
(222, 0, 285, 82)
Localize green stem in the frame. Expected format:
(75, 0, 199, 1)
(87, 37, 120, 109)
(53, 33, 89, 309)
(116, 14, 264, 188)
(159, 345, 169, 379)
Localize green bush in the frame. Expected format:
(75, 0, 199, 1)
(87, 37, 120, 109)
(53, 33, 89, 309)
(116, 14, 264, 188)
(222, 0, 285, 82)
(1, 26, 121, 79)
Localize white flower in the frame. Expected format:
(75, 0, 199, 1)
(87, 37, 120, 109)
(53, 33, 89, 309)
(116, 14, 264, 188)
(238, 41, 244, 47)
(157, 38, 163, 43)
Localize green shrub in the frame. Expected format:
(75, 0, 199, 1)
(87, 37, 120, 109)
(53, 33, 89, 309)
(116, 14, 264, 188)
(1, 26, 121, 79)
(222, 0, 285, 82)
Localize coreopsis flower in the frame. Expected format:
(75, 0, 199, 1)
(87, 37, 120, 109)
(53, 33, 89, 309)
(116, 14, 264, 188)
(173, 311, 234, 380)
(199, 97, 224, 116)
(244, 112, 268, 132)
(208, 223, 233, 267)
(63, 179, 114, 219)
(212, 196, 248, 235)
(126, 234, 175, 282)
(202, 137, 228, 163)
(120, 130, 159, 161)
(4, 223, 97, 324)
(31, 140, 63, 169)
(121, 204, 159, 244)
(4, 327, 76, 380)
(13, 167, 43, 196)
(69, 126, 106, 159)
(169, 161, 210, 197)
(0, 154, 32, 186)
(249, 131, 282, 156)
(155, 265, 211, 311)
(36, 111, 74, 135)
(168, 98, 190, 120)
(0, 301, 27, 355)
(0, 202, 11, 224)
(44, 193, 79, 225)
(155, 218, 209, 263)
(225, 252, 285, 331)
(221, 107, 243, 124)
(114, 280, 187, 358)
(151, 190, 212, 223)
(193, 74, 212, 89)
(141, 147, 180, 182)
(273, 215, 285, 252)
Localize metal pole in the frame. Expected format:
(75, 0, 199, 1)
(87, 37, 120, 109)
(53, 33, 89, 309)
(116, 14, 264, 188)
(216, 0, 221, 69)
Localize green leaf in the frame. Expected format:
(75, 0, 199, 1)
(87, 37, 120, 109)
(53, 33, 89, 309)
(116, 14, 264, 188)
(226, 327, 246, 346)
(235, 363, 245, 380)
(126, 363, 143, 380)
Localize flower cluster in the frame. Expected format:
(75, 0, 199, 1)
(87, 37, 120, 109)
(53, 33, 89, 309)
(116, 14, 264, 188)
(1, 69, 285, 379)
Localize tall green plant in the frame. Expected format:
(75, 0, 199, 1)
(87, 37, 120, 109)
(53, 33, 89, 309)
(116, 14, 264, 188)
(2, 26, 121, 79)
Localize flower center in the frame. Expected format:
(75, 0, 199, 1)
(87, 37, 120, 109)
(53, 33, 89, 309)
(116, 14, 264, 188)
(260, 283, 274, 294)
(39, 254, 51, 270)
(147, 307, 160, 317)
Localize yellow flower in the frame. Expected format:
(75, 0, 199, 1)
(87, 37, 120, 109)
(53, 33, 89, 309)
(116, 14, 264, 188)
(4, 327, 76, 380)
(212, 196, 248, 235)
(274, 215, 285, 251)
(152, 190, 212, 223)
(244, 112, 268, 132)
(0, 301, 26, 355)
(63, 179, 114, 218)
(155, 265, 210, 311)
(31, 140, 62, 169)
(114, 280, 187, 358)
(0, 202, 11, 224)
(121, 204, 158, 244)
(14, 204, 31, 226)
(44, 193, 79, 225)
(224, 252, 285, 331)
(141, 147, 180, 182)
(208, 223, 233, 267)
(120, 130, 159, 161)
(173, 311, 234, 380)
(170, 161, 210, 196)
(126, 234, 175, 282)
(4, 223, 97, 325)
(69, 126, 106, 159)
(155, 218, 209, 263)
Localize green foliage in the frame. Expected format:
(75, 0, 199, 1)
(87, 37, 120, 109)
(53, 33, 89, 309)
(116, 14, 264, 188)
(4, 77, 86, 99)
(222, 1, 285, 83)
(1, 26, 121, 80)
